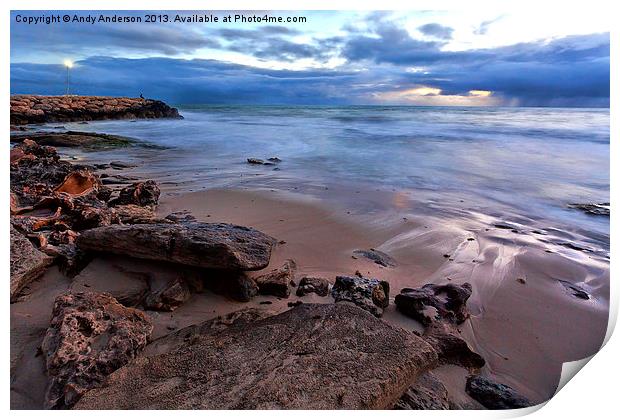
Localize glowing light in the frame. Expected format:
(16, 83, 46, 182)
(402, 86, 442, 96)
(64, 60, 73, 68)
(469, 90, 492, 97)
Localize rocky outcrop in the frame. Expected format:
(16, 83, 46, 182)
(331, 275, 390, 317)
(395, 283, 472, 326)
(10, 225, 53, 300)
(254, 259, 296, 297)
(10, 95, 181, 125)
(77, 222, 276, 271)
(10, 131, 140, 150)
(296, 276, 329, 297)
(465, 375, 531, 409)
(74, 304, 438, 409)
(41, 292, 152, 409)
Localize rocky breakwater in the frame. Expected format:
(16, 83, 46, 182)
(10, 95, 181, 125)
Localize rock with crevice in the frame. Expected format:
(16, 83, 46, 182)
(77, 222, 276, 271)
(108, 180, 160, 207)
(331, 275, 390, 317)
(394, 372, 450, 410)
(41, 291, 152, 409)
(74, 304, 439, 409)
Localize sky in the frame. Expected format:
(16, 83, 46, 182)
(10, 8, 611, 107)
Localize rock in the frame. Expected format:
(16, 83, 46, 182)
(74, 304, 439, 409)
(296, 276, 329, 297)
(204, 271, 259, 302)
(113, 204, 159, 224)
(395, 283, 472, 326)
(353, 249, 396, 267)
(164, 211, 197, 223)
(109, 180, 160, 207)
(10, 131, 139, 150)
(465, 375, 531, 409)
(54, 170, 101, 197)
(567, 202, 609, 216)
(10, 95, 181, 125)
(423, 323, 485, 369)
(109, 161, 137, 169)
(394, 372, 450, 410)
(267, 157, 282, 163)
(331, 275, 390, 317)
(41, 292, 152, 409)
(77, 222, 276, 271)
(10, 225, 53, 300)
(254, 259, 296, 298)
(558, 280, 590, 300)
(143, 274, 192, 312)
(247, 157, 265, 165)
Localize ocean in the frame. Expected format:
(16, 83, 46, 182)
(48, 105, 610, 249)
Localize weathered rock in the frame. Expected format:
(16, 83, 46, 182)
(54, 170, 101, 197)
(109, 180, 160, 207)
(296, 276, 330, 297)
(247, 157, 265, 165)
(204, 271, 259, 302)
(567, 202, 609, 216)
(395, 283, 472, 326)
(41, 292, 152, 409)
(353, 248, 397, 267)
(424, 323, 485, 369)
(74, 304, 438, 409)
(113, 204, 159, 224)
(465, 375, 531, 409)
(254, 259, 296, 298)
(77, 222, 276, 271)
(10, 131, 139, 150)
(11, 95, 181, 125)
(10, 225, 53, 300)
(394, 372, 450, 410)
(331, 275, 390, 317)
(143, 274, 191, 312)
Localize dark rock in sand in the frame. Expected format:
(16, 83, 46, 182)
(465, 375, 531, 409)
(10, 225, 53, 300)
(267, 157, 282, 163)
(567, 202, 610, 216)
(331, 275, 390, 317)
(10, 95, 181, 125)
(558, 280, 590, 300)
(108, 180, 160, 207)
(113, 204, 159, 224)
(296, 276, 330, 297)
(41, 291, 152, 409)
(423, 323, 485, 369)
(394, 372, 450, 410)
(204, 271, 259, 302)
(247, 157, 265, 165)
(77, 222, 276, 271)
(164, 211, 197, 223)
(254, 259, 297, 298)
(353, 248, 397, 267)
(74, 304, 439, 409)
(143, 274, 192, 312)
(395, 283, 472, 326)
(109, 161, 138, 169)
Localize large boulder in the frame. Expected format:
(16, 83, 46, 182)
(76, 222, 276, 271)
(331, 275, 390, 317)
(10, 225, 53, 300)
(395, 283, 472, 326)
(296, 276, 330, 297)
(41, 292, 152, 409)
(108, 180, 160, 207)
(465, 375, 531, 409)
(74, 304, 438, 409)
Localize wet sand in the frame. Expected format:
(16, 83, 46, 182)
(10, 170, 609, 409)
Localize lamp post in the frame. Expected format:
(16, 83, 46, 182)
(64, 60, 73, 95)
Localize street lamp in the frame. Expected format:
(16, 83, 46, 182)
(64, 60, 73, 95)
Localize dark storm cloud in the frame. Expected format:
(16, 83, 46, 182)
(418, 23, 454, 40)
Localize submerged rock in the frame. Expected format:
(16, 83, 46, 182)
(296, 276, 330, 297)
(41, 292, 152, 409)
(77, 222, 276, 271)
(395, 283, 472, 326)
(254, 259, 297, 298)
(465, 375, 531, 409)
(331, 275, 390, 317)
(353, 248, 396, 267)
(10, 225, 53, 300)
(74, 304, 438, 409)
(567, 202, 609, 216)
(247, 158, 265, 165)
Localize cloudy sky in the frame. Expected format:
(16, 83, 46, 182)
(10, 8, 610, 106)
